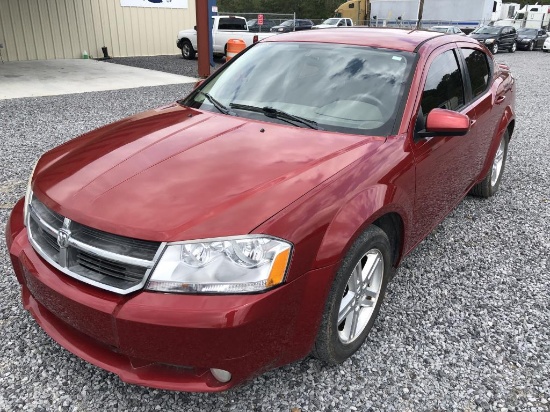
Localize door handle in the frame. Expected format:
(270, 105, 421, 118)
(496, 95, 506, 104)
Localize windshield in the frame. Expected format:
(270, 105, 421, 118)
(182, 42, 414, 136)
(280, 20, 294, 27)
(431, 27, 448, 33)
(518, 28, 536, 35)
(322, 18, 340, 25)
(473, 26, 501, 35)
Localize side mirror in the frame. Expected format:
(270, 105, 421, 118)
(417, 108, 470, 138)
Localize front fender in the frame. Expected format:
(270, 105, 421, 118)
(477, 88, 515, 183)
(315, 184, 413, 268)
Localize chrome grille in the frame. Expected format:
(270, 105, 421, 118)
(27, 195, 163, 294)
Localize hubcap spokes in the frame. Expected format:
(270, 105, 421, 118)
(491, 136, 505, 187)
(337, 249, 384, 344)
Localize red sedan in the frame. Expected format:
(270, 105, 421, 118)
(6, 28, 515, 392)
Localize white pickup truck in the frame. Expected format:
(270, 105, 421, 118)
(177, 16, 276, 60)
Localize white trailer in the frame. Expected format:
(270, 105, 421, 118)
(495, 4, 550, 29)
(369, 0, 502, 31)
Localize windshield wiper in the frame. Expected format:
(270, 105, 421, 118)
(197, 91, 235, 116)
(230, 103, 321, 130)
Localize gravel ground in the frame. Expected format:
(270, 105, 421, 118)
(103, 54, 224, 78)
(1, 51, 550, 411)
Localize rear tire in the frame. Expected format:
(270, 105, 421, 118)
(469, 130, 509, 198)
(181, 40, 196, 60)
(312, 225, 391, 364)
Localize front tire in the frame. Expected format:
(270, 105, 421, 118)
(312, 225, 391, 364)
(529, 41, 534, 51)
(469, 130, 509, 198)
(509, 42, 516, 53)
(491, 42, 499, 54)
(180, 40, 196, 60)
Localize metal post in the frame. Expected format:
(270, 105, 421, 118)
(196, 0, 210, 78)
(417, 0, 425, 29)
(294, 12, 296, 31)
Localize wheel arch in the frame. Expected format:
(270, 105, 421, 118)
(315, 184, 411, 270)
(371, 212, 404, 268)
(177, 37, 188, 49)
(476, 106, 515, 183)
(507, 119, 515, 140)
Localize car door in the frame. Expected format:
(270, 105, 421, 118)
(409, 45, 480, 242)
(457, 45, 497, 181)
(500, 27, 511, 48)
(537, 30, 547, 47)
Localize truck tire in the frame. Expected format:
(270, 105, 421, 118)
(181, 40, 196, 60)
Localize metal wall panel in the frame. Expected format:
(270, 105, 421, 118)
(0, 0, 196, 61)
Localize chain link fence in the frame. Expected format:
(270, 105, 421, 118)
(219, 12, 296, 31)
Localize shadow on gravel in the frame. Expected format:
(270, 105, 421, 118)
(101, 54, 225, 78)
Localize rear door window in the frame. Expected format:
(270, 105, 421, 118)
(218, 18, 247, 31)
(461, 49, 491, 99)
(421, 50, 465, 114)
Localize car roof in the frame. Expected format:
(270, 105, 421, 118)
(264, 27, 465, 52)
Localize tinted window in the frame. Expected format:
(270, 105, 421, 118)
(473, 26, 501, 35)
(462, 49, 490, 99)
(519, 28, 537, 35)
(421, 50, 465, 114)
(349, 2, 355, 8)
(218, 18, 247, 30)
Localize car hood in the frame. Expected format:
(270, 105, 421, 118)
(33, 104, 380, 241)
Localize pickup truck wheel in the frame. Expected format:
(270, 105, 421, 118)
(181, 40, 196, 60)
(528, 41, 534, 51)
(509, 42, 516, 53)
(469, 129, 509, 198)
(312, 225, 390, 364)
(491, 43, 499, 54)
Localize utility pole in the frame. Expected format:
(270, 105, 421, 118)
(417, 0, 425, 29)
(196, 0, 210, 78)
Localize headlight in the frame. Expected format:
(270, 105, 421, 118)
(485, 38, 495, 44)
(23, 159, 39, 226)
(278, 28, 284, 32)
(147, 236, 292, 294)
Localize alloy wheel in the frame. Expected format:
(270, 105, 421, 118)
(337, 249, 384, 344)
(491, 135, 506, 187)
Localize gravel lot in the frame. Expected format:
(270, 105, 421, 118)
(103, 54, 224, 77)
(1, 51, 549, 411)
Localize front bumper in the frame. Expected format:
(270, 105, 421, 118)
(6, 198, 336, 392)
